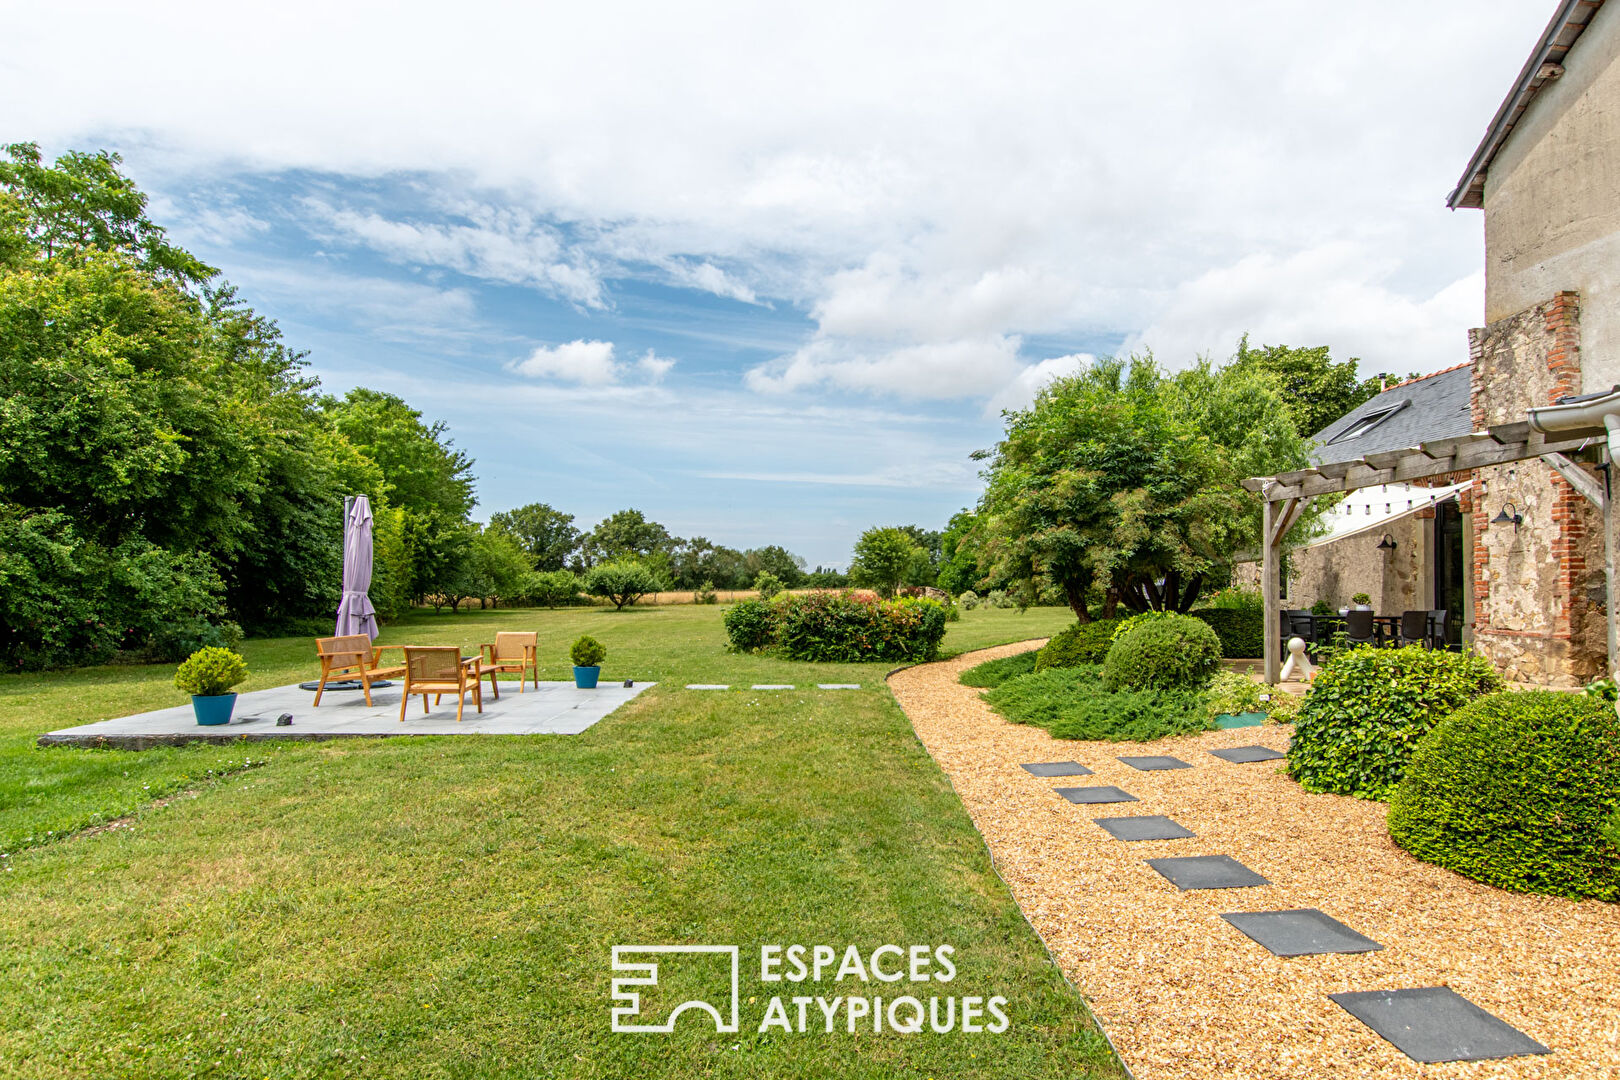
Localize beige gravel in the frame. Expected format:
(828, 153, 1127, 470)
(889, 641, 1620, 1080)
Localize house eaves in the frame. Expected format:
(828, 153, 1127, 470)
(1447, 0, 1606, 210)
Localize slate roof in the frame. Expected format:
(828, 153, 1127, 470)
(1308, 364, 1474, 467)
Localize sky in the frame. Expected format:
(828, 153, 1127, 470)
(4, 1, 1556, 567)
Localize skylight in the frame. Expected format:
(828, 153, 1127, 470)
(1327, 400, 1407, 445)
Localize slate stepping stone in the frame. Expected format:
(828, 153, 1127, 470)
(1210, 745, 1286, 764)
(1329, 987, 1550, 1063)
(750, 684, 795, 690)
(817, 684, 861, 689)
(1021, 761, 1093, 778)
(1055, 786, 1137, 804)
(686, 684, 730, 690)
(1094, 815, 1194, 841)
(1118, 755, 1193, 771)
(1221, 909, 1382, 956)
(1147, 854, 1269, 890)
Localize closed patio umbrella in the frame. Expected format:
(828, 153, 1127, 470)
(335, 495, 379, 640)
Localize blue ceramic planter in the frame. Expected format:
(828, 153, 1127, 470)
(573, 665, 601, 689)
(191, 692, 237, 726)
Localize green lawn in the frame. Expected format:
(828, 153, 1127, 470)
(0, 605, 1117, 1079)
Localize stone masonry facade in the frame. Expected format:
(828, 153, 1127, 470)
(1468, 291, 1607, 686)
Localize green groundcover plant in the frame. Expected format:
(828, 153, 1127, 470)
(172, 647, 249, 697)
(1101, 614, 1222, 692)
(724, 591, 948, 662)
(984, 665, 1211, 742)
(1286, 645, 1502, 799)
(959, 650, 1039, 688)
(1388, 691, 1620, 900)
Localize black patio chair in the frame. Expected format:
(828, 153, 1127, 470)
(1280, 609, 1314, 657)
(1344, 608, 1377, 647)
(1400, 610, 1430, 648)
(1428, 609, 1449, 650)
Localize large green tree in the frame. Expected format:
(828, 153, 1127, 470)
(976, 354, 1309, 620)
(849, 527, 923, 599)
(1229, 337, 1419, 439)
(488, 502, 580, 571)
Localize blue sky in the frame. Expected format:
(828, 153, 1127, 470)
(6, 1, 1557, 567)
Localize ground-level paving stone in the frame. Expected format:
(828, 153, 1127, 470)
(817, 683, 862, 689)
(1146, 854, 1269, 890)
(887, 640, 1619, 1078)
(686, 684, 730, 690)
(750, 684, 795, 690)
(1118, 755, 1193, 771)
(1329, 987, 1550, 1063)
(1094, 815, 1195, 842)
(1055, 785, 1137, 804)
(1209, 745, 1286, 763)
(1020, 761, 1093, 777)
(1220, 909, 1382, 957)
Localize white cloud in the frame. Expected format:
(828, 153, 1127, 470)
(638, 349, 676, 380)
(508, 340, 678, 385)
(510, 340, 621, 384)
(306, 200, 606, 307)
(745, 335, 1024, 398)
(1123, 244, 1485, 373)
(2, 0, 1554, 406)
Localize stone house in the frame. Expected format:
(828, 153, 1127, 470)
(1244, 0, 1619, 685)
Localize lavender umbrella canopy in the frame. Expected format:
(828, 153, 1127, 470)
(334, 495, 379, 639)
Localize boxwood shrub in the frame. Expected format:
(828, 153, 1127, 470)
(1189, 608, 1264, 659)
(1100, 614, 1222, 692)
(1034, 619, 1125, 670)
(1285, 645, 1502, 799)
(724, 591, 948, 662)
(1388, 691, 1620, 900)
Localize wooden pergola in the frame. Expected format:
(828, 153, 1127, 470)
(1244, 417, 1618, 684)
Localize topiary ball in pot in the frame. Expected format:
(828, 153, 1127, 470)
(570, 634, 607, 688)
(1388, 690, 1620, 900)
(174, 647, 250, 726)
(1100, 614, 1222, 692)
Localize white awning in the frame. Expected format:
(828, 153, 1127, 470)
(1303, 481, 1470, 548)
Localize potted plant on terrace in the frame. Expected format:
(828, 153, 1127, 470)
(1351, 592, 1373, 611)
(571, 635, 606, 689)
(174, 647, 250, 726)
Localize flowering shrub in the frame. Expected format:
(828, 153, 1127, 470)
(724, 591, 948, 662)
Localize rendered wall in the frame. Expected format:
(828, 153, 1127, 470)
(1482, 0, 1620, 393)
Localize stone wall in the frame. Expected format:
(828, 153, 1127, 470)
(1232, 501, 1439, 615)
(1468, 293, 1607, 686)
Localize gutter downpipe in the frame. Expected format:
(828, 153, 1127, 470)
(1527, 391, 1620, 687)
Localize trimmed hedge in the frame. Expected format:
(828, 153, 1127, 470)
(1189, 608, 1263, 659)
(724, 591, 948, 662)
(1285, 645, 1502, 799)
(1101, 614, 1222, 692)
(1388, 691, 1620, 900)
(1035, 619, 1125, 670)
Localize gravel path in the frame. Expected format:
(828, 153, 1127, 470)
(889, 641, 1620, 1080)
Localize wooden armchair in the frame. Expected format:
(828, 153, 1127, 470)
(400, 646, 483, 722)
(314, 634, 406, 706)
(478, 632, 539, 699)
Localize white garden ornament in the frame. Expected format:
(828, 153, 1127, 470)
(1279, 636, 1315, 682)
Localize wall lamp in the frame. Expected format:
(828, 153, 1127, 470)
(1376, 533, 1397, 551)
(1491, 502, 1523, 530)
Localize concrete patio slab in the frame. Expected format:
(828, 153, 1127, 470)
(38, 679, 655, 749)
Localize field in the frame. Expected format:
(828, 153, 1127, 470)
(0, 604, 1124, 1079)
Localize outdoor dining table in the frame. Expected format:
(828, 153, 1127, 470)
(1285, 612, 1404, 649)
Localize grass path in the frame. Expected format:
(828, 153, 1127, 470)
(0, 606, 1124, 1079)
